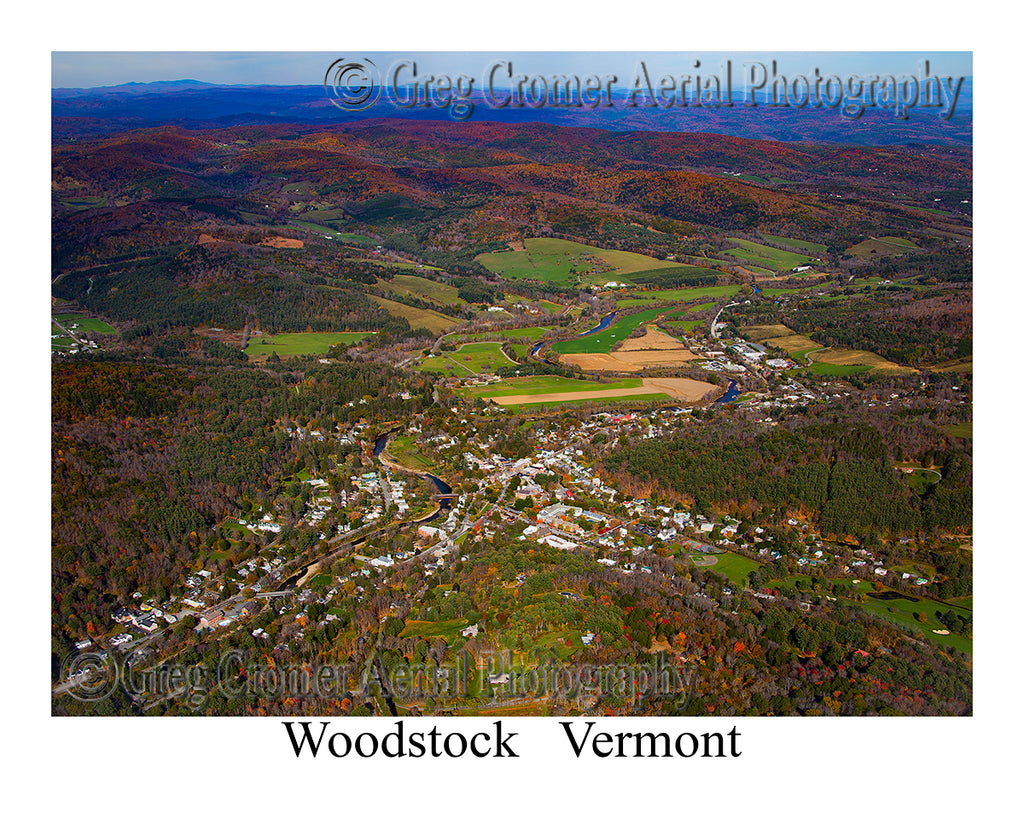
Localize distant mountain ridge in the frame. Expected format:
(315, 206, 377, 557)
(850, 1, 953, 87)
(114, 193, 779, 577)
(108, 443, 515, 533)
(52, 79, 972, 148)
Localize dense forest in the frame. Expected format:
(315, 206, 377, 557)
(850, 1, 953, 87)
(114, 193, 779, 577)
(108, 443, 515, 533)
(602, 417, 971, 538)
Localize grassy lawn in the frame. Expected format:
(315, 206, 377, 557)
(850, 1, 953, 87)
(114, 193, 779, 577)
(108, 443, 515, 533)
(244, 331, 374, 360)
(476, 237, 690, 286)
(721, 238, 813, 271)
(703, 551, 761, 587)
(387, 435, 437, 471)
(551, 307, 664, 355)
(943, 422, 973, 439)
(368, 295, 457, 333)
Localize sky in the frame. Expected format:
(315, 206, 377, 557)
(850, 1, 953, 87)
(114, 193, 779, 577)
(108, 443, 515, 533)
(51, 51, 972, 89)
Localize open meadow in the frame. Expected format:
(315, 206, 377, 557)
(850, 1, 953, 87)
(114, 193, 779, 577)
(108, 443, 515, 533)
(462, 374, 716, 406)
(417, 342, 518, 375)
(244, 331, 375, 360)
(721, 238, 813, 271)
(476, 237, 692, 286)
(368, 295, 458, 333)
(376, 274, 464, 306)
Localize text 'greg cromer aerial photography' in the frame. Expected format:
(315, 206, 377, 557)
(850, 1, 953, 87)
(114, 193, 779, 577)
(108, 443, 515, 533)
(51, 51, 973, 719)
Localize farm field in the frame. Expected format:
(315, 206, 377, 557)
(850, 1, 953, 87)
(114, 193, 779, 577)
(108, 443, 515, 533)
(846, 236, 920, 259)
(551, 307, 665, 355)
(943, 422, 973, 439)
(334, 232, 376, 246)
(662, 320, 704, 332)
(476, 237, 689, 286)
(806, 348, 917, 375)
(464, 375, 716, 406)
(53, 314, 116, 334)
(664, 303, 715, 318)
(417, 342, 517, 375)
(931, 356, 973, 374)
(243, 331, 374, 360)
(805, 362, 872, 376)
(759, 234, 828, 255)
(560, 325, 701, 372)
(376, 273, 464, 305)
(721, 238, 813, 271)
(615, 284, 744, 308)
(741, 325, 823, 362)
(464, 375, 641, 399)
(368, 295, 458, 333)
(453, 326, 553, 344)
(287, 219, 345, 238)
(616, 326, 687, 352)
(503, 293, 562, 313)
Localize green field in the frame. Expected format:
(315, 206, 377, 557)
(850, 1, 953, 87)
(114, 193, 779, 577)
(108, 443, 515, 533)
(453, 326, 552, 344)
(399, 618, 471, 641)
(721, 238, 813, 271)
(759, 234, 828, 255)
(943, 422, 973, 439)
(503, 293, 562, 313)
(244, 331, 374, 359)
(615, 284, 744, 308)
(463, 375, 642, 399)
(418, 342, 517, 375)
(847, 236, 920, 259)
(804, 363, 872, 376)
(387, 435, 436, 471)
(662, 320, 704, 332)
(377, 274, 464, 306)
(368, 295, 458, 333)
(476, 238, 690, 286)
(334, 233, 376, 246)
(551, 308, 665, 355)
(495, 393, 672, 411)
(53, 314, 116, 334)
(703, 551, 761, 587)
(60, 196, 106, 211)
(770, 576, 972, 653)
(287, 219, 343, 237)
